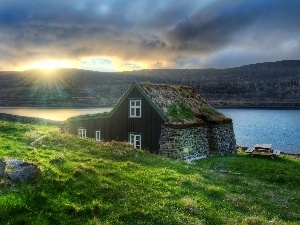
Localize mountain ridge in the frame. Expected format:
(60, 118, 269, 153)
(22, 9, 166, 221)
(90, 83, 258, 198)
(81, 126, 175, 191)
(0, 60, 299, 107)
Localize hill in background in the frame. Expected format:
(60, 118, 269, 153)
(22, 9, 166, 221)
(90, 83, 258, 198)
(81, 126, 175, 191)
(0, 60, 299, 107)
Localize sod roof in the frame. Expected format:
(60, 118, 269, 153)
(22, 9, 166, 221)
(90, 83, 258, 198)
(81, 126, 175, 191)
(139, 82, 231, 125)
(68, 82, 232, 125)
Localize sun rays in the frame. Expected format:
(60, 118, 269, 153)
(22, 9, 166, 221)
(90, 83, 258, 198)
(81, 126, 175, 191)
(22, 60, 75, 72)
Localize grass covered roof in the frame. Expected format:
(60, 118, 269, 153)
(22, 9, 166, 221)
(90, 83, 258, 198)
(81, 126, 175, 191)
(68, 82, 232, 125)
(139, 82, 231, 125)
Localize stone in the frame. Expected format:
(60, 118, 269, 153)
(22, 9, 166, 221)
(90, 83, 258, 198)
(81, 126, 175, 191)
(0, 159, 6, 179)
(159, 123, 236, 161)
(6, 159, 40, 183)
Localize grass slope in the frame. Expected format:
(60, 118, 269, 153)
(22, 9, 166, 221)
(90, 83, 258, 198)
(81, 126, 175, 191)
(0, 120, 300, 225)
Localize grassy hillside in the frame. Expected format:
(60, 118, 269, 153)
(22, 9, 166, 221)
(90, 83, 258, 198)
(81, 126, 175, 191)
(0, 120, 300, 224)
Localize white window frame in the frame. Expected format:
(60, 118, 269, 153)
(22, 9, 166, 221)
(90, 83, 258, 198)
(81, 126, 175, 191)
(129, 133, 142, 149)
(129, 99, 142, 118)
(95, 130, 101, 142)
(78, 128, 86, 138)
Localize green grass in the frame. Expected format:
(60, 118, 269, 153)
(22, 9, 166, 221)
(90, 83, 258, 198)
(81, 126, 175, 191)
(168, 102, 196, 121)
(1, 120, 300, 224)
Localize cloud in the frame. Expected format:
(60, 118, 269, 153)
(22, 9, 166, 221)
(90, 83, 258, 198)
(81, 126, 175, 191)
(168, 0, 300, 52)
(0, 0, 299, 71)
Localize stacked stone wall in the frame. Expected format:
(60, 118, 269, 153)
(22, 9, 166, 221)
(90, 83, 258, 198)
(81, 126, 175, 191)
(207, 123, 236, 155)
(159, 126, 208, 160)
(159, 123, 236, 161)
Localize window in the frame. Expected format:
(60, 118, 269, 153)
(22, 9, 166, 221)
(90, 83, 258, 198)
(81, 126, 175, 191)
(129, 133, 142, 149)
(78, 128, 86, 138)
(95, 130, 101, 141)
(129, 100, 141, 118)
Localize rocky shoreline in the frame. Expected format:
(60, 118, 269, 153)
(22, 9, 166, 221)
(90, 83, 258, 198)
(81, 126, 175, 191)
(280, 151, 300, 158)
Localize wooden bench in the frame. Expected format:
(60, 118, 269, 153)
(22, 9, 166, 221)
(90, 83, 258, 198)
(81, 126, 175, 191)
(245, 144, 280, 159)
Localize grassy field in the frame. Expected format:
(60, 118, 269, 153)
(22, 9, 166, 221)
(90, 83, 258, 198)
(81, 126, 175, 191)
(0, 120, 300, 225)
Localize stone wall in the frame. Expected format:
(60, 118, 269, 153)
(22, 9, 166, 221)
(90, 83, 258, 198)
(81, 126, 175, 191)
(207, 123, 236, 155)
(159, 126, 209, 161)
(159, 123, 236, 161)
(0, 113, 59, 125)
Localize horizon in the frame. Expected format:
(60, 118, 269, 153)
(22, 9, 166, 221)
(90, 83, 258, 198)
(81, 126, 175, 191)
(1, 59, 299, 73)
(0, 0, 300, 72)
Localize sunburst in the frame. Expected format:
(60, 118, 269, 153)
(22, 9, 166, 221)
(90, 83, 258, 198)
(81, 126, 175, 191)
(31, 60, 72, 71)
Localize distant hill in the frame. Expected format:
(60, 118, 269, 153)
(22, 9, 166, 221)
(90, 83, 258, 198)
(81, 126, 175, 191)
(0, 60, 299, 107)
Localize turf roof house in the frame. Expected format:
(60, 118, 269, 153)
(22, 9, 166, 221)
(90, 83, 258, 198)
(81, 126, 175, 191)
(68, 82, 236, 160)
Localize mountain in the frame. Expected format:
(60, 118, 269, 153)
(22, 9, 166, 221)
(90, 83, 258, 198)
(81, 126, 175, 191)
(0, 60, 299, 107)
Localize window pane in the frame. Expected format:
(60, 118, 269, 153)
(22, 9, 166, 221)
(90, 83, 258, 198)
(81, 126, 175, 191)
(136, 135, 141, 148)
(130, 134, 134, 144)
(136, 108, 140, 116)
(96, 131, 100, 141)
(131, 108, 135, 116)
(136, 101, 140, 106)
(131, 101, 135, 106)
(79, 129, 86, 138)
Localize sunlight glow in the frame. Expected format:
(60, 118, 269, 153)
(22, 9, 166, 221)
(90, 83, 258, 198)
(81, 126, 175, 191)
(79, 56, 152, 72)
(21, 57, 155, 72)
(17, 60, 76, 71)
(25, 60, 74, 71)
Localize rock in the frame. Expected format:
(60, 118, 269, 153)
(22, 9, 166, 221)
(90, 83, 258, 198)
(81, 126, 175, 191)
(6, 159, 40, 183)
(0, 159, 6, 179)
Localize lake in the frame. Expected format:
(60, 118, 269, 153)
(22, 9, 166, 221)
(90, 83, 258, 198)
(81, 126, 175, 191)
(0, 107, 299, 153)
(218, 108, 300, 154)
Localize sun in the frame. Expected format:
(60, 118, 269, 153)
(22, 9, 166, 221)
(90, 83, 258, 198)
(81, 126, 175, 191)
(31, 60, 72, 70)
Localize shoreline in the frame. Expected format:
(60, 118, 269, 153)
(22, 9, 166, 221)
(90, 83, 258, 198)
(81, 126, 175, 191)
(214, 106, 300, 109)
(280, 151, 300, 158)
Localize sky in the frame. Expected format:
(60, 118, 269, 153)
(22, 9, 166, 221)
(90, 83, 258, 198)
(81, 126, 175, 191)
(0, 0, 300, 72)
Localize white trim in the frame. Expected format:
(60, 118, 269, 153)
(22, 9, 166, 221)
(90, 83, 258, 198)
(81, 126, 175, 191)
(129, 100, 142, 118)
(78, 128, 86, 138)
(129, 133, 142, 149)
(95, 130, 101, 141)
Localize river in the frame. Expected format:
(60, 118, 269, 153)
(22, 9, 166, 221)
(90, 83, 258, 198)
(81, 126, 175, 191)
(0, 107, 299, 153)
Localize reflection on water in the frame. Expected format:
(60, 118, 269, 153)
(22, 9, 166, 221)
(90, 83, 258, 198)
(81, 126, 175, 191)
(0, 107, 113, 121)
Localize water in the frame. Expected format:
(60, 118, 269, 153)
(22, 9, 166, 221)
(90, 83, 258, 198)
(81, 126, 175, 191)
(218, 108, 300, 153)
(0, 107, 112, 121)
(0, 107, 299, 153)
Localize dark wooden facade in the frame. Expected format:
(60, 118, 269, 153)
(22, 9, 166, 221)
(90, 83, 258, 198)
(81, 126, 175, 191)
(68, 83, 166, 153)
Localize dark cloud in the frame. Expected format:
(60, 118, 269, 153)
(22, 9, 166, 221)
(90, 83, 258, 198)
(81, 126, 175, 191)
(168, 0, 300, 53)
(141, 37, 167, 49)
(0, 0, 299, 70)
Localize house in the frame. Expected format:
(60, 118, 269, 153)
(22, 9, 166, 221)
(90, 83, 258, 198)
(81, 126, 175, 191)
(68, 82, 236, 161)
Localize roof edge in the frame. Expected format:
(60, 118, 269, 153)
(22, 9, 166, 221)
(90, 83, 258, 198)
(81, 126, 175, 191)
(135, 82, 168, 121)
(68, 82, 168, 122)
